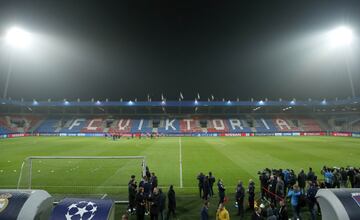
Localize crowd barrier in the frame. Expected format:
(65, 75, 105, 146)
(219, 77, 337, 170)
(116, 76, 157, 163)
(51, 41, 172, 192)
(1, 131, 359, 139)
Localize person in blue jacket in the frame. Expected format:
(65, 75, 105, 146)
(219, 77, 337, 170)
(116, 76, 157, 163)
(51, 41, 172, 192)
(287, 184, 301, 220)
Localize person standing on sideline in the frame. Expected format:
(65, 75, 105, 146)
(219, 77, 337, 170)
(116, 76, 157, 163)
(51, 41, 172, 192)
(200, 200, 209, 220)
(217, 179, 226, 205)
(150, 187, 160, 220)
(203, 176, 210, 200)
(158, 188, 166, 220)
(216, 203, 230, 220)
(209, 172, 216, 197)
(278, 200, 289, 220)
(197, 172, 205, 198)
(287, 184, 302, 220)
(307, 182, 318, 220)
(135, 187, 146, 220)
(235, 180, 245, 218)
(166, 185, 176, 220)
(247, 179, 255, 210)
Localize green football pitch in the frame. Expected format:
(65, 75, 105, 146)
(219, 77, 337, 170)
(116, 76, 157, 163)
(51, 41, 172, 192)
(0, 136, 359, 219)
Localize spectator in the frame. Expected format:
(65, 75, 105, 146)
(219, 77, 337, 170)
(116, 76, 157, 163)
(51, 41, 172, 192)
(259, 171, 268, 199)
(150, 188, 160, 220)
(235, 180, 245, 218)
(248, 179, 255, 210)
(287, 184, 301, 220)
(217, 179, 226, 205)
(216, 203, 229, 220)
(209, 172, 216, 197)
(166, 185, 176, 219)
(122, 214, 129, 220)
(200, 200, 209, 220)
(158, 188, 166, 220)
(197, 172, 205, 198)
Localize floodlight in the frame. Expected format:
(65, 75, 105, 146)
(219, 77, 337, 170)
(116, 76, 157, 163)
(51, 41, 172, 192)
(5, 27, 32, 49)
(327, 26, 353, 48)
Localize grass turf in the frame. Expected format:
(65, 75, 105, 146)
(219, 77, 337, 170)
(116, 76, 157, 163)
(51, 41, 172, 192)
(0, 136, 359, 219)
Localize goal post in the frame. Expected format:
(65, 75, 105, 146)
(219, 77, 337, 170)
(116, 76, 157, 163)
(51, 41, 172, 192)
(17, 156, 147, 195)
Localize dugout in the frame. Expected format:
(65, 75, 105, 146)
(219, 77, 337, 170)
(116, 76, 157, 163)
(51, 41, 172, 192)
(316, 188, 360, 220)
(50, 198, 115, 220)
(0, 189, 53, 220)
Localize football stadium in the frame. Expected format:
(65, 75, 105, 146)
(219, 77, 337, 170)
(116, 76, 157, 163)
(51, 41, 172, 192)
(0, 1, 360, 220)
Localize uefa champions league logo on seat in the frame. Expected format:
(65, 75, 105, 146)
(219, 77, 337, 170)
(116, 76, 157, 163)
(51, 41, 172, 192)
(65, 201, 97, 220)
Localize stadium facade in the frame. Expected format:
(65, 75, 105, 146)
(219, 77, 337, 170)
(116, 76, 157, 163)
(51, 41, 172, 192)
(0, 97, 359, 138)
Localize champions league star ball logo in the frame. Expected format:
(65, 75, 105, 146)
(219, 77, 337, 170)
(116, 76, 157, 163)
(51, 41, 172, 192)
(65, 201, 98, 220)
(0, 193, 12, 213)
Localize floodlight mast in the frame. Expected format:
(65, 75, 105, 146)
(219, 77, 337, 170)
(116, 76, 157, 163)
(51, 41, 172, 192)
(2, 26, 33, 99)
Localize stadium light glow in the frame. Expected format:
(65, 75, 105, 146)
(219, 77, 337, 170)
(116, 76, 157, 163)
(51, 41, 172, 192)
(194, 100, 198, 105)
(128, 100, 133, 105)
(258, 100, 264, 105)
(96, 100, 101, 105)
(327, 26, 353, 48)
(161, 100, 166, 105)
(5, 26, 33, 49)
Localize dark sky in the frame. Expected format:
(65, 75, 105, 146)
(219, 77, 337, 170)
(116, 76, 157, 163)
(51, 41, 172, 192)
(0, 0, 360, 101)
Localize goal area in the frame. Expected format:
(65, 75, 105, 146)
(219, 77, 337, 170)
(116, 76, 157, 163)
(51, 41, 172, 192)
(17, 156, 146, 197)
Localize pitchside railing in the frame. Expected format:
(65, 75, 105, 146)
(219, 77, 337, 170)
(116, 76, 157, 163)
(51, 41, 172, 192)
(17, 156, 146, 197)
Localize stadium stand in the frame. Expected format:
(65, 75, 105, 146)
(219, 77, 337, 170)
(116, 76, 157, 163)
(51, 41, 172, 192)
(0, 114, 359, 135)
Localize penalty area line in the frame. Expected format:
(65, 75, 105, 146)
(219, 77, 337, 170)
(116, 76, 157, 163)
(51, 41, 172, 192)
(179, 137, 183, 188)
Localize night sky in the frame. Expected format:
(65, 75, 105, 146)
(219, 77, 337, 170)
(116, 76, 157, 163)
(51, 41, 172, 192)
(0, 0, 359, 101)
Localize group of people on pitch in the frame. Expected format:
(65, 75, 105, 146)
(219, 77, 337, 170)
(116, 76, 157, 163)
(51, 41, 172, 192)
(127, 167, 176, 220)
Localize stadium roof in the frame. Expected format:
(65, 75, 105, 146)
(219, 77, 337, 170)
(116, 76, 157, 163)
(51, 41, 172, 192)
(1, 98, 359, 107)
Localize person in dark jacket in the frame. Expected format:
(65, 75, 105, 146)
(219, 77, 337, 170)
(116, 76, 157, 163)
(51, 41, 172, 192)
(217, 179, 226, 205)
(128, 175, 137, 214)
(275, 176, 285, 201)
(248, 179, 255, 210)
(307, 167, 316, 183)
(297, 169, 307, 193)
(340, 167, 348, 188)
(200, 200, 209, 220)
(348, 167, 355, 188)
(354, 170, 360, 188)
(278, 200, 288, 220)
(166, 185, 176, 219)
(197, 172, 205, 198)
(209, 172, 216, 197)
(203, 176, 210, 200)
(267, 175, 277, 206)
(135, 187, 146, 220)
(307, 182, 318, 220)
(158, 188, 166, 220)
(150, 187, 160, 220)
(235, 180, 245, 218)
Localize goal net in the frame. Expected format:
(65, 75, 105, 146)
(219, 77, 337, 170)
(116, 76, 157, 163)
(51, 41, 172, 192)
(17, 156, 146, 197)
